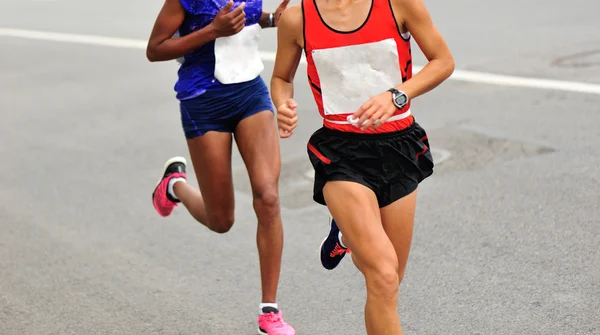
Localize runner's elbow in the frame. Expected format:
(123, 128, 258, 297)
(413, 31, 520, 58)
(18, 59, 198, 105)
(445, 55, 455, 77)
(271, 74, 292, 86)
(146, 47, 159, 62)
(429, 54, 454, 81)
(440, 54, 455, 79)
(146, 49, 172, 62)
(146, 42, 170, 62)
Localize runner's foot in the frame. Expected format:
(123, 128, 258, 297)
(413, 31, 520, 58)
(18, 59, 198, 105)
(319, 217, 350, 270)
(257, 306, 295, 335)
(152, 157, 187, 217)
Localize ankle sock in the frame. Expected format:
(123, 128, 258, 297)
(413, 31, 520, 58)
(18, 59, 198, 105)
(167, 177, 186, 200)
(259, 303, 278, 314)
(338, 231, 347, 249)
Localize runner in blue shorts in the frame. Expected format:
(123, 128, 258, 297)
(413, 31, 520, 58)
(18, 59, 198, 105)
(146, 0, 295, 333)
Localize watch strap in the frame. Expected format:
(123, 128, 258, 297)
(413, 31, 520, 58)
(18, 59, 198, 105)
(388, 88, 400, 95)
(269, 13, 275, 27)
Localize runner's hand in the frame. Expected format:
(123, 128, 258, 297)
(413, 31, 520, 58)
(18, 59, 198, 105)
(277, 99, 298, 138)
(211, 0, 247, 37)
(352, 91, 397, 131)
(272, 0, 291, 26)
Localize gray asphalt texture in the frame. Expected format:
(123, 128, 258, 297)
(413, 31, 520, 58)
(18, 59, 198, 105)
(1, 0, 599, 334)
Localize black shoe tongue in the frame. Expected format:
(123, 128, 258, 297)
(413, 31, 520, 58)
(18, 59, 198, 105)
(262, 306, 279, 314)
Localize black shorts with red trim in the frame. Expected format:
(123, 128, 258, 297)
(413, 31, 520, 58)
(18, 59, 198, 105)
(307, 121, 434, 208)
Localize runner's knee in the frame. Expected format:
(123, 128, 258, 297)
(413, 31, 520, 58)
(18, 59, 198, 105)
(357, 248, 399, 299)
(252, 185, 280, 218)
(365, 262, 400, 300)
(207, 211, 235, 234)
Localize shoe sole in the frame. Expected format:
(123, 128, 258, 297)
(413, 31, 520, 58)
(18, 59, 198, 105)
(257, 328, 295, 335)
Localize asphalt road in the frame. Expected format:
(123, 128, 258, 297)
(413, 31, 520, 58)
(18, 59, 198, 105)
(1, 0, 599, 334)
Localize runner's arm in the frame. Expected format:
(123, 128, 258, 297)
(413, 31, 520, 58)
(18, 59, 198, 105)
(146, 0, 218, 62)
(391, 0, 454, 99)
(270, 5, 303, 108)
(259, 12, 273, 28)
(259, 11, 283, 28)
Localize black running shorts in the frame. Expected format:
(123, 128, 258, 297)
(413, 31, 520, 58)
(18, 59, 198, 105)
(307, 121, 434, 208)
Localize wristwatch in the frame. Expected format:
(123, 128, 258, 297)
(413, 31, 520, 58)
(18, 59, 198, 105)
(387, 88, 409, 109)
(269, 13, 275, 27)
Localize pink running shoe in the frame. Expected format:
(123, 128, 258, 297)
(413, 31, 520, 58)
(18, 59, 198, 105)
(152, 157, 187, 217)
(257, 307, 295, 335)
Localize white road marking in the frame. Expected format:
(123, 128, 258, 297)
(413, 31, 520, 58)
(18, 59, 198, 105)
(1, 28, 600, 95)
(432, 148, 452, 165)
(0, 28, 148, 49)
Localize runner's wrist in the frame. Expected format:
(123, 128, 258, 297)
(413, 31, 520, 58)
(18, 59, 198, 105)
(205, 23, 222, 39)
(260, 12, 276, 28)
(274, 98, 288, 109)
(274, 95, 292, 109)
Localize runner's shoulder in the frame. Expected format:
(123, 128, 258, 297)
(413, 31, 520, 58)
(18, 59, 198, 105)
(278, 4, 303, 32)
(388, 0, 425, 27)
(388, 0, 425, 15)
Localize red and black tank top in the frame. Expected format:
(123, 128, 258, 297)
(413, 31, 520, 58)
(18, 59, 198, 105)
(302, 0, 414, 133)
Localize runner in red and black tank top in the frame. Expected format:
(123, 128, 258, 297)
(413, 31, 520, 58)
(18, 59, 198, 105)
(271, 0, 454, 332)
(303, 0, 414, 133)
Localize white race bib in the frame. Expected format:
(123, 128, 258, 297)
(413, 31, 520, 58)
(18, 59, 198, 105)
(311, 38, 402, 115)
(214, 23, 264, 84)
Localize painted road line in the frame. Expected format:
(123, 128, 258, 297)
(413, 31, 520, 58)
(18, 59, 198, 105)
(2, 28, 600, 95)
